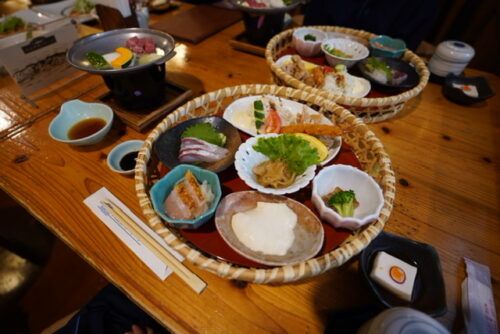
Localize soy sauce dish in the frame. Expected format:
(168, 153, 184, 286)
(107, 140, 144, 175)
(48, 99, 114, 146)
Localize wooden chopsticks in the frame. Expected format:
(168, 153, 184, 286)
(101, 199, 207, 294)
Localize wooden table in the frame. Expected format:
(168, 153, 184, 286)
(1, 4, 499, 333)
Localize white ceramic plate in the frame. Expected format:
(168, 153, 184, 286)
(61, 6, 98, 24)
(224, 94, 333, 136)
(275, 55, 371, 98)
(223, 94, 342, 164)
(33, 0, 97, 24)
(0, 9, 61, 29)
(215, 191, 324, 266)
(234, 133, 317, 195)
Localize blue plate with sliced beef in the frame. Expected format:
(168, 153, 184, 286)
(356, 56, 419, 93)
(153, 116, 242, 173)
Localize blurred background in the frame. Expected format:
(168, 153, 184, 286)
(1, 0, 498, 74)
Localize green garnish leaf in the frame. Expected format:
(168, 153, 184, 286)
(181, 123, 226, 147)
(252, 134, 320, 175)
(72, 0, 95, 14)
(304, 34, 316, 41)
(365, 57, 393, 82)
(0, 16, 25, 34)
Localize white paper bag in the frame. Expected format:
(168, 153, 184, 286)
(0, 18, 78, 95)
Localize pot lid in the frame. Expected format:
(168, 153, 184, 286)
(435, 40, 475, 63)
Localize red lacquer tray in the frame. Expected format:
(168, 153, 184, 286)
(159, 135, 360, 268)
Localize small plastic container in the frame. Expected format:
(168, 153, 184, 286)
(428, 40, 475, 77)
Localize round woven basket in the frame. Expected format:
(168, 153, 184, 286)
(135, 84, 396, 283)
(265, 26, 430, 123)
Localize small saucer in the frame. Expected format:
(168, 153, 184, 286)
(443, 74, 495, 105)
(107, 140, 144, 175)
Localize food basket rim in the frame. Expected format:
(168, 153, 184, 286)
(265, 26, 430, 110)
(134, 83, 396, 283)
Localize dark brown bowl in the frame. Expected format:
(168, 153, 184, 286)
(153, 116, 242, 173)
(356, 56, 419, 93)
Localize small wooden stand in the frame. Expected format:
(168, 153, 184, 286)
(98, 80, 193, 132)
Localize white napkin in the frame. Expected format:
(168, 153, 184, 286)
(84, 187, 183, 280)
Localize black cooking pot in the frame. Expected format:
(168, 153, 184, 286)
(229, 0, 302, 46)
(67, 28, 176, 110)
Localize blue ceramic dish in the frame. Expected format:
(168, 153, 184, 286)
(48, 99, 114, 146)
(150, 164, 222, 229)
(359, 231, 447, 316)
(107, 140, 144, 175)
(369, 35, 406, 58)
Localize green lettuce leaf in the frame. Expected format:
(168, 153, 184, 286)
(181, 123, 226, 147)
(253, 134, 320, 175)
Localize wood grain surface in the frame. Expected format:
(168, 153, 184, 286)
(0, 2, 499, 333)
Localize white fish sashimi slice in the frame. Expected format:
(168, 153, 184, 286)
(179, 137, 229, 163)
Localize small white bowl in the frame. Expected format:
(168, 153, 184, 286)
(292, 27, 326, 57)
(311, 164, 384, 230)
(321, 38, 369, 68)
(107, 140, 144, 175)
(48, 99, 114, 146)
(234, 134, 317, 195)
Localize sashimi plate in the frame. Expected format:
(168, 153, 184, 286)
(153, 116, 241, 173)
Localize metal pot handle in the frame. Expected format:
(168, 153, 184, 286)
(155, 51, 177, 65)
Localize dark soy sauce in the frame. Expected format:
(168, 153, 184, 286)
(119, 151, 139, 171)
(68, 118, 106, 140)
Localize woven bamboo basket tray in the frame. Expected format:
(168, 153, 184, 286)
(135, 84, 396, 283)
(265, 26, 430, 123)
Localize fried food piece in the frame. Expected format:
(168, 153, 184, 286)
(280, 123, 347, 137)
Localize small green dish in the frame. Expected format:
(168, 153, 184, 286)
(369, 35, 406, 58)
(150, 164, 222, 229)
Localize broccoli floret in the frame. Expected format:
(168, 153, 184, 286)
(327, 189, 357, 217)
